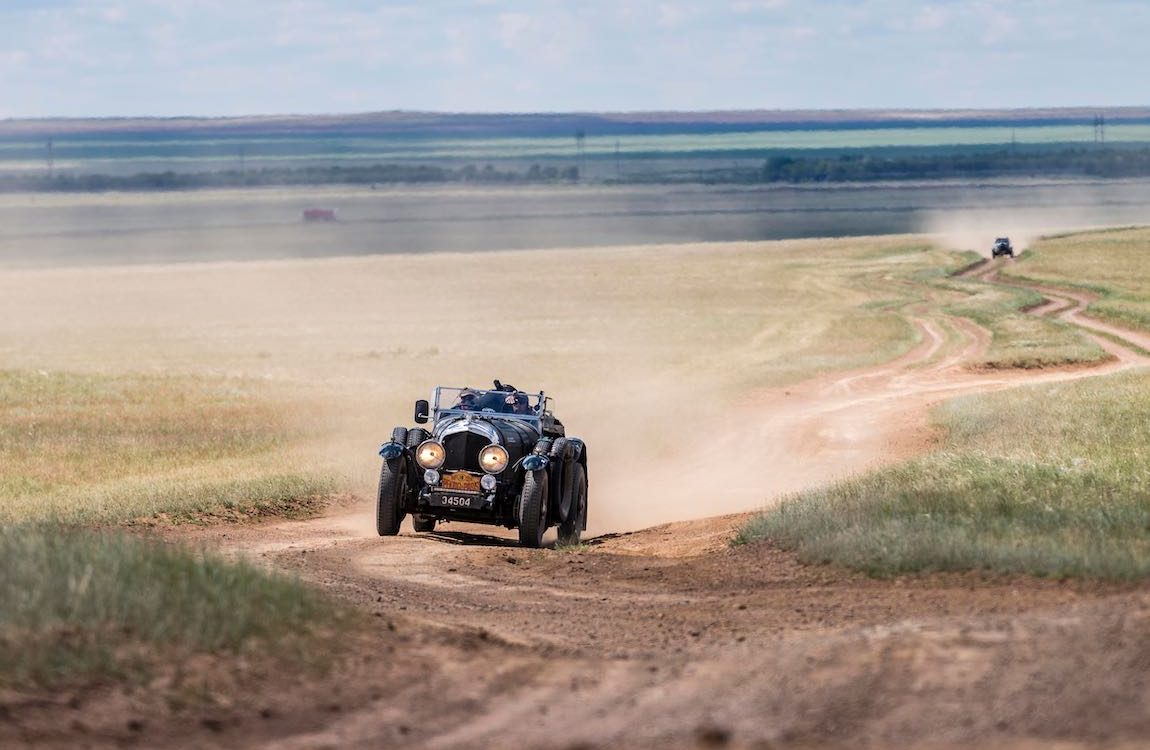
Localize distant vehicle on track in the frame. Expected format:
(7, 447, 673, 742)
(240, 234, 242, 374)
(301, 208, 337, 222)
(992, 237, 1014, 258)
(376, 381, 588, 548)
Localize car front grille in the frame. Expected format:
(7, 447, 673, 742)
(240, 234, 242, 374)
(443, 431, 487, 472)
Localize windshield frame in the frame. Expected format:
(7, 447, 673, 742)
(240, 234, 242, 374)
(430, 386, 551, 425)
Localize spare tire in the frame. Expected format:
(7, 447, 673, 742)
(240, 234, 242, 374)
(557, 463, 587, 546)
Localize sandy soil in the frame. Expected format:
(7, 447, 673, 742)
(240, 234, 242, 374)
(10, 258, 1150, 750)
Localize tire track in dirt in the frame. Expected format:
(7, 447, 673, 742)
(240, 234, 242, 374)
(965, 258, 1150, 361)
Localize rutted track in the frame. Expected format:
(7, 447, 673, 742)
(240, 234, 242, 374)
(180, 262, 1150, 748)
(963, 257, 1150, 359)
(19, 259, 1150, 750)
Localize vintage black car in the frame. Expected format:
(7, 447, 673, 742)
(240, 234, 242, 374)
(992, 237, 1014, 258)
(376, 381, 588, 548)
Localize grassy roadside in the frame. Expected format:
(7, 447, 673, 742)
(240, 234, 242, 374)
(999, 227, 1150, 332)
(737, 369, 1150, 579)
(919, 257, 1109, 370)
(0, 369, 351, 690)
(0, 525, 350, 689)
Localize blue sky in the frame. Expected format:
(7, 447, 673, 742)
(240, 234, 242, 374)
(0, 1, 1145, 118)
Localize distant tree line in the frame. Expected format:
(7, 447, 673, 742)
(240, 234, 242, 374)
(0, 162, 580, 193)
(754, 148, 1150, 183)
(5, 147, 1150, 192)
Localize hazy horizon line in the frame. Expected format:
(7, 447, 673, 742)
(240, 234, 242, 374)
(5, 105, 1150, 126)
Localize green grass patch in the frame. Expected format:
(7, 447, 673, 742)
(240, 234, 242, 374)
(0, 524, 350, 688)
(1000, 227, 1150, 332)
(737, 369, 1150, 579)
(927, 272, 1108, 369)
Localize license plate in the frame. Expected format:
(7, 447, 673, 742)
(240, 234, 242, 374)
(440, 471, 481, 492)
(429, 492, 482, 510)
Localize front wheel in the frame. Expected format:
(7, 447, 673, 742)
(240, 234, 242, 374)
(518, 469, 549, 548)
(377, 460, 407, 536)
(557, 463, 587, 546)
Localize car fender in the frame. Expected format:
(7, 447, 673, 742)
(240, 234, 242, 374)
(522, 437, 553, 472)
(378, 441, 405, 460)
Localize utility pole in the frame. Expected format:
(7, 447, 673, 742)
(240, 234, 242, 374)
(575, 128, 585, 181)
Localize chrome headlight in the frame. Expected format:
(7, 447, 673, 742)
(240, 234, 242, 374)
(424, 469, 441, 486)
(478, 444, 509, 474)
(480, 473, 497, 491)
(415, 440, 446, 470)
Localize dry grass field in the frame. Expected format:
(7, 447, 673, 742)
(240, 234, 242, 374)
(7, 188, 1150, 748)
(0, 230, 976, 693)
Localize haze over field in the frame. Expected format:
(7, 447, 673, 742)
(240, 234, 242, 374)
(5, 181, 1150, 268)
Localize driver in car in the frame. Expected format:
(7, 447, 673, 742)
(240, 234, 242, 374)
(453, 389, 479, 410)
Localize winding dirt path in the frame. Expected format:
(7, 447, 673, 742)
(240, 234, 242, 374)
(19, 260, 1150, 750)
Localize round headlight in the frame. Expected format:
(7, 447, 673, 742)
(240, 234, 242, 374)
(480, 473, 497, 491)
(478, 444, 509, 474)
(415, 440, 446, 470)
(424, 469, 441, 486)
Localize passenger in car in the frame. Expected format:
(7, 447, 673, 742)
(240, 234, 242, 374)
(508, 392, 532, 414)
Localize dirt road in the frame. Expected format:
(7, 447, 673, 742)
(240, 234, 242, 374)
(15, 260, 1150, 749)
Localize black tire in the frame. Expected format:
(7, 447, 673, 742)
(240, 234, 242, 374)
(377, 459, 406, 536)
(412, 515, 436, 532)
(391, 426, 408, 444)
(557, 463, 587, 546)
(406, 428, 430, 449)
(518, 469, 549, 548)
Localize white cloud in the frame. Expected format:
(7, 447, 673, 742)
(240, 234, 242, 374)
(911, 5, 949, 32)
(656, 2, 699, 28)
(498, 12, 531, 49)
(0, 50, 30, 68)
(732, 0, 788, 12)
(0, 0, 1146, 116)
(973, 2, 1019, 45)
